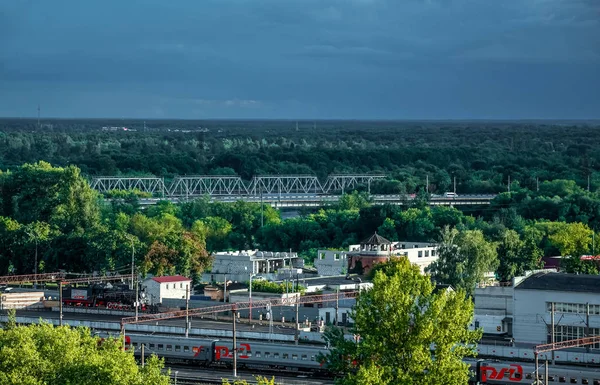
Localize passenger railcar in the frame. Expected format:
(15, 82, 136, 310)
(125, 334, 329, 372)
(120, 334, 600, 382)
(475, 360, 600, 384)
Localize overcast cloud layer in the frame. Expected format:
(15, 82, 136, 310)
(1, 0, 599, 119)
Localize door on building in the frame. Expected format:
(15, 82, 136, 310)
(325, 312, 331, 324)
(342, 312, 348, 325)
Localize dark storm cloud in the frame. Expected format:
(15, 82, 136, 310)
(0, 0, 598, 118)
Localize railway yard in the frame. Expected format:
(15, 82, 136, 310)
(3, 306, 600, 385)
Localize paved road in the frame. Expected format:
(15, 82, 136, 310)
(6, 310, 296, 335)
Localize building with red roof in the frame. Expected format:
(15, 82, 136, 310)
(142, 275, 191, 304)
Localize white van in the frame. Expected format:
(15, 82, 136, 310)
(443, 192, 458, 198)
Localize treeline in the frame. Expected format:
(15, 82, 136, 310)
(0, 119, 599, 195)
(1, 162, 599, 288)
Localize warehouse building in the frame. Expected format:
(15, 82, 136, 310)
(315, 232, 438, 276)
(512, 272, 600, 347)
(205, 250, 304, 282)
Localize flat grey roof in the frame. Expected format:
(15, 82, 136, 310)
(516, 272, 600, 293)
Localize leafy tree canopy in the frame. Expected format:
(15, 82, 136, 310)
(321, 257, 481, 385)
(0, 323, 169, 385)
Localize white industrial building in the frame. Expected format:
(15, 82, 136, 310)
(142, 275, 191, 305)
(513, 272, 600, 347)
(205, 250, 304, 282)
(472, 285, 514, 335)
(313, 250, 350, 276)
(314, 236, 438, 276)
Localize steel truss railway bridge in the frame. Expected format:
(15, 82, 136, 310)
(90, 174, 497, 207)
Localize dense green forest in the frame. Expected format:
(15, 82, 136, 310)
(0, 161, 599, 292)
(1, 119, 599, 194)
(1, 119, 599, 291)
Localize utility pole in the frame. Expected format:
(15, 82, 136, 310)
(295, 292, 300, 346)
(260, 191, 264, 227)
(588, 174, 591, 191)
(223, 274, 227, 304)
(545, 360, 549, 385)
(141, 343, 145, 367)
(185, 284, 190, 337)
(134, 270, 139, 322)
(249, 274, 253, 321)
(129, 237, 135, 290)
(34, 238, 38, 289)
(59, 281, 63, 326)
(586, 303, 590, 353)
(232, 308, 237, 377)
(335, 288, 339, 326)
(534, 352, 539, 384)
(551, 302, 555, 365)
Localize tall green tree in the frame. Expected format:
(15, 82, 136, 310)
(321, 257, 481, 385)
(427, 227, 498, 295)
(0, 323, 169, 385)
(549, 222, 598, 274)
(23, 221, 52, 275)
(496, 228, 542, 281)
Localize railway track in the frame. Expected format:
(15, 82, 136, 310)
(166, 365, 334, 385)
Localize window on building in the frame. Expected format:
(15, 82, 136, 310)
(175, 345, 181, 352)
(180, 283, 183, 289)
(301, 354, 308, 361)
(157, 344, 163, 351)
(548, 325, 600, 349)
(283, 353, 289, 359)
(319, 252, 325, 260)
(418, 251, 423, 258)
(255, 352, 261, 358)
(184, 346, 190, 353)
(149, 344, 155, 350)
(166, 345, 172, 351)
(425, 250, 430, 257)
(334, 253, 339, 261)
(401, 244, 406, 249)
(431, 249, 436, 256)
(292, 354, 298, 360)
(547, 302, 600, 315)
(166, 284, 169, 290)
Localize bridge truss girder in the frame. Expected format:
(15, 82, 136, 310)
(91, 174, 388, 198)
(249, 175, 322, 195)
(168, 176, 249, 197)
(322, 174, 386, 194)
(90, 177, 166, 196)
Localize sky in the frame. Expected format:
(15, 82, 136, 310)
(1, 0, 599, 119)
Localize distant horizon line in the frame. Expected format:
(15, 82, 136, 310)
(1, 116, 600, 123)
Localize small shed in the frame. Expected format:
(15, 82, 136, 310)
(142, 275, 191, 305)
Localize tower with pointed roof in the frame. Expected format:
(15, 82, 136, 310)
(347, 232, 393, 275)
